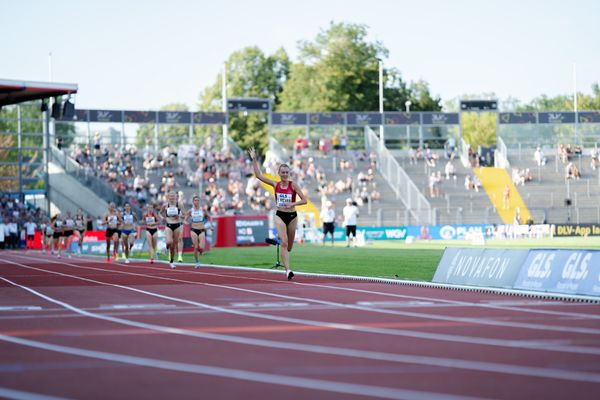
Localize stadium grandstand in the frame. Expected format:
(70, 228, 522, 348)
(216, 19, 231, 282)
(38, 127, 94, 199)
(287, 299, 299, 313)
(2, 78, 600, 250)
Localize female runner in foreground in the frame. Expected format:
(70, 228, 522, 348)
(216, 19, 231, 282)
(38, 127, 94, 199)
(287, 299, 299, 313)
(74, 209, 86, 255)
(248, 147, 307, 280)
(160, 191, 184, 269)
(185, 195, 208, 269)
(103, 203, 121, 263)
(120, 203, 138, 264)
(143, 203, 159, 264)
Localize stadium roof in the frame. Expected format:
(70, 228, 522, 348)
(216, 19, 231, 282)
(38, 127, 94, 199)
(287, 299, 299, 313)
(0, 79, 78, 107)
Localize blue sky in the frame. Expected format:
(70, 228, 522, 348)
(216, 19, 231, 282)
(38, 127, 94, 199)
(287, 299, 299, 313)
(1, 0, 599, 110)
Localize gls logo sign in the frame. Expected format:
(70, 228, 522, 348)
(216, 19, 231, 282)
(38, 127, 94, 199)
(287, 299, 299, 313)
(527, 253, 553, 279)
(561, 252, 590, 280)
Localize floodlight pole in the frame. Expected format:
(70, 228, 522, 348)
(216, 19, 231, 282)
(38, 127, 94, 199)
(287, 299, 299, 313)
(48, 52, 53, 82)
(378, 60, 384, 150)
(573, 62, 579, 144)
(222, 62, 229, 151)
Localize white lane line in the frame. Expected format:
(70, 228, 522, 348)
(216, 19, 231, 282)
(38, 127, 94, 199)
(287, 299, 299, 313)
(4, 258, 600, 359)
(73, 255, 600, 320)
(42, 254, 600, 318)
(98, 304, 177, 310)
(0, 306, 43, 312)
(19, 255, 600, 337)
(0, 335, 485, 400)
(2, 275, 600, 384)
(0, 387, 69, 400)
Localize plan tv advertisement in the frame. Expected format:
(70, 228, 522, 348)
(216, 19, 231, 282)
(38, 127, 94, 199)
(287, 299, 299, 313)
(433, 248, 600, 298)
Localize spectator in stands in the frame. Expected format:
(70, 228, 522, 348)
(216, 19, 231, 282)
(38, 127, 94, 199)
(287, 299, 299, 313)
(445, 137, 456, 160)
(408, 147, 417, 165)
(340, 134, 347, 151)
(512, 168, 525, 186)
(332, 135, 341, 152)
(464, 175, 473, 191)
(472, 175, 481, 192)
(425, 148, 437, 167)
(591, 146, 599, 171)
(370, 183, 381, 202)
(513, 207, 522, 225)
(429, 172, 440, 198)
(558, 143, 569, 163)
(565, 162, 576, 180)
(534, 147, 547, 166)
(93, 131, 102, 155)
(444, 160, 456, 180)
(503, 184, 510, 210)
(415, 147, 424, 162)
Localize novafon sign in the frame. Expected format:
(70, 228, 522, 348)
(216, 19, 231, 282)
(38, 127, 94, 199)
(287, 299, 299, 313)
(433, 248, 528, 288)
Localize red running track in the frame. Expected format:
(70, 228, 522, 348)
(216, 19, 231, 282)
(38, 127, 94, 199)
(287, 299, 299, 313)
(1, 250, 600, 400)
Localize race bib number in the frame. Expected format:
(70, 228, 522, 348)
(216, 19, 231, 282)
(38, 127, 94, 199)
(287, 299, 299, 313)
(276, 193, 292, 208)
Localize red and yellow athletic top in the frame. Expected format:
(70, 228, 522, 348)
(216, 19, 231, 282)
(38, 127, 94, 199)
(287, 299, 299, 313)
(275, 181, 297, 209)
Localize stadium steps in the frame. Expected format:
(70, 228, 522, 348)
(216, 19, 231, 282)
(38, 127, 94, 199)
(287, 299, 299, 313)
(505, 150, 600, 224)
(48, 161, 108, 217)
(392, 150, 502, 225)
(304, 150, 406, 227)
(473, 167, 531, 224)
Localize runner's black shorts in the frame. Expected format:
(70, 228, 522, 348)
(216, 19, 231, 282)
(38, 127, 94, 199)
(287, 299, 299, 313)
(276, 211, 297, 226)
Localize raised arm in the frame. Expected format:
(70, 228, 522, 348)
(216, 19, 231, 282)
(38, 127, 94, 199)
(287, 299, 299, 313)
(248, 147, 276, 187)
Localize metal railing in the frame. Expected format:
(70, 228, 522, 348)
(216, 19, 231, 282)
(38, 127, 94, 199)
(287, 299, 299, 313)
(364, 127, 434, 224)
(49, 145, 141, 213)
(458, 137, 471, 168)
(495, 136, 511, 169)
(223, 135, 244, 159)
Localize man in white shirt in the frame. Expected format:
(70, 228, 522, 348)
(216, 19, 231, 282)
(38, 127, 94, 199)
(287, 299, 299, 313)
(342, 198, 359, 248)
(24, 220, 37, 249)
(0, 218, 5, 250)
(8, 219, 18, 249)
(320, 201, 336, 246)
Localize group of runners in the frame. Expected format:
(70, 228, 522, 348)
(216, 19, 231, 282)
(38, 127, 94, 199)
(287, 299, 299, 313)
(102, 192, 208, 269)
(35, 148, 306, 280)
(40, 209, 88, 258)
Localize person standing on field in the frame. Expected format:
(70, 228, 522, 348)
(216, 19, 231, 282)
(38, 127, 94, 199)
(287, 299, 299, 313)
(320, 201, 335, 246)
(342, 198, 359, 247)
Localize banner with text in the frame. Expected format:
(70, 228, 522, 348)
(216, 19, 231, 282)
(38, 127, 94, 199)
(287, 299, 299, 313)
(513, 249, 600, 296)
(433, 248, 529, 288)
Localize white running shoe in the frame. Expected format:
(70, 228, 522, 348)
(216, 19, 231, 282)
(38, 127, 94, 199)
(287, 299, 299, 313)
(169, 262, 176, 269)
(68, 254, 72, 259)
(57, 254, 61, 259)
(194, 263, 200, 269)
(125, 259, 130, 264)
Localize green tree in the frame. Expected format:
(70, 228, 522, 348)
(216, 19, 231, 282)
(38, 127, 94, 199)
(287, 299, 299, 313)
(198, 46, 290, 153)
(279, 22, 440, 113)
